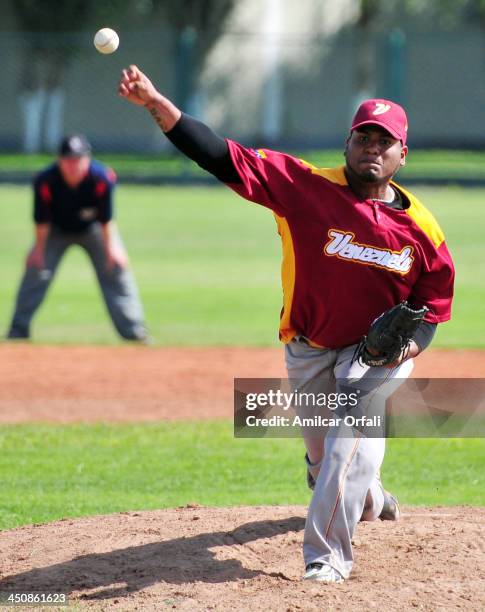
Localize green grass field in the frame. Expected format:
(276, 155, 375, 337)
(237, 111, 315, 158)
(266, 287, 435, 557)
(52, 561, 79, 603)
(0, 183, 483, 346)
(3, 149, 485, 181)
(0, 183, 484, 531)
(0, 423, 483, 530)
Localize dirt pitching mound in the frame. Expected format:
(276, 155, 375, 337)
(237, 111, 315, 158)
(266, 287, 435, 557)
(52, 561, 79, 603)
(0, 505, 483, 611)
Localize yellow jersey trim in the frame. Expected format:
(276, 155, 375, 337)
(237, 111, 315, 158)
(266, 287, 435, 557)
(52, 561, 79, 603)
(300, 161, 348, 186)
(391, 182, 445, 248)
(274, 214, 297, 344)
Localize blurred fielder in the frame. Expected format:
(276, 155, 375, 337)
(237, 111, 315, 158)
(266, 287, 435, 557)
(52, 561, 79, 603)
(7, 135, 147, 342)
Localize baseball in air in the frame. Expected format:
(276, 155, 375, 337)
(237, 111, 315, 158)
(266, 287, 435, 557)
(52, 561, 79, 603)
(94, 28, 120, 54)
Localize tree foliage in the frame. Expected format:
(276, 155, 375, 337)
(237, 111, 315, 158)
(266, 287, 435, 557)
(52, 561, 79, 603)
(352, 0, 485, 30)
(154, 0, 237, 62)
(385, 0, 485, 29)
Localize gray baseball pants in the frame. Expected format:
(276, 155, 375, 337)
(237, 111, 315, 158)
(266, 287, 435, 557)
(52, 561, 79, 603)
(8, 223, 146, 340)
(285, 337, 413, 579)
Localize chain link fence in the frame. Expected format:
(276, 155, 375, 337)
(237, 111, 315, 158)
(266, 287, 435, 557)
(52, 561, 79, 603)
(2, 24, 485, 155)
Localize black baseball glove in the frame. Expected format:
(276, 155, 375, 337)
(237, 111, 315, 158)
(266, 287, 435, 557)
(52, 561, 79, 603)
(354, 301, 429, 367)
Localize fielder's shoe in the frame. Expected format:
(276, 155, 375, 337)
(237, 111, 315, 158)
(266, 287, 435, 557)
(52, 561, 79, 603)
(136, 334, 154, 346)
(379, 490, 400, 521)
(6, 326, 30, 340)
(303, 563, 344, 583)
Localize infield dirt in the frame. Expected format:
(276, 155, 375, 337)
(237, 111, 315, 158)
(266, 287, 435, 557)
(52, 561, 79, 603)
(0, 345, 483, 423)
(0, 345, 483, 610)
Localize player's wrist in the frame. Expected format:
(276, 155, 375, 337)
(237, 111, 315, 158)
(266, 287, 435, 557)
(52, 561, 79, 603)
(145, 99, 181, 133)
(144, 92, 166, 110)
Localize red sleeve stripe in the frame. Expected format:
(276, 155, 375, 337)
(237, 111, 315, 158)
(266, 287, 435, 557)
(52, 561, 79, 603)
(95, 181, 108, 197)
(39, 183, 52, 204)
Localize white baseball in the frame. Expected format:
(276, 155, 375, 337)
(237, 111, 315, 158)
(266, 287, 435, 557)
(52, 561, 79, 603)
(94, 28, 119, 54)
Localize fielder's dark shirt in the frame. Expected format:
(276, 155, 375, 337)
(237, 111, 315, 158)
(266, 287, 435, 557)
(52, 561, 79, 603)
(33, 160, 116, 232)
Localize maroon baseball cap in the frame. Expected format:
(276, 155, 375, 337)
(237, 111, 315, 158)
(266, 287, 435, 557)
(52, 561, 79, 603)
(351, 99, 408, 145)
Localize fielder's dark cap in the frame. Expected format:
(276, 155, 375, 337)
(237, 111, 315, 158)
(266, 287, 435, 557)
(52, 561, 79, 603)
(59, 134, 92, 157)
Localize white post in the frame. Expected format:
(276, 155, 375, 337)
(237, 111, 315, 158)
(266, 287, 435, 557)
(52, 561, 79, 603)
(261, 0, 283, 142)
(45, 88, 66, 153)
(20, 89, 46, 153)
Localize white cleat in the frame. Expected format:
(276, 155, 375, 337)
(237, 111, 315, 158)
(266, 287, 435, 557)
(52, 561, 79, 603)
(303, 563, 344, 583)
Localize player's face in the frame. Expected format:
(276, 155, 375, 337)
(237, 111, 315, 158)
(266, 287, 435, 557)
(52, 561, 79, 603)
(58, 155, 90, 188)
(344, 126, 407, 183)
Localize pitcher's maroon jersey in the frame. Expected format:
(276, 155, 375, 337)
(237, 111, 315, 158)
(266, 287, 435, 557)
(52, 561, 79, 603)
(226, 141, 454, 348)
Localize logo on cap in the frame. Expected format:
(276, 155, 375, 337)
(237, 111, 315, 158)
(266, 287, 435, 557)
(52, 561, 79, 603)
(373, 103, 391, 116)
(351, 98, 408, 144)
(59, 134, 91, 157)
(70, 136, 83, 150)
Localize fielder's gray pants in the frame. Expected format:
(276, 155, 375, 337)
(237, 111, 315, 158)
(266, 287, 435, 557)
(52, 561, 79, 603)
(8, 224, 146, 340)
(285, 338, 413, 579)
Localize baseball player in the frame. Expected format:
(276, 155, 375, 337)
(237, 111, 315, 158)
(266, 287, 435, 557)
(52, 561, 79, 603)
(118, 66, 455, 582)
(7, 134, 148, 342)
